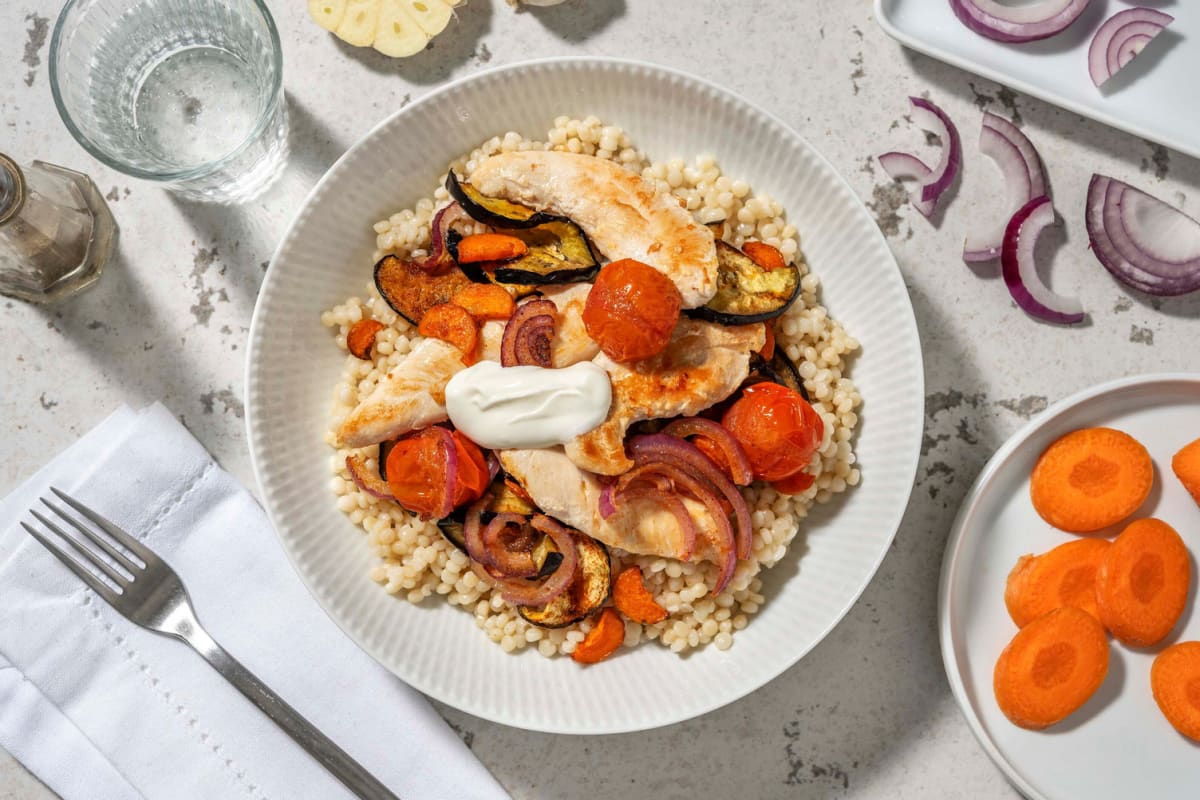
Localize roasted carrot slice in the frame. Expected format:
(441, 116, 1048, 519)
(1151, 641, 1200, 741)
(571, 607, 625, 664)
(612, 567, 668, 624)
(346, 319, 385, 360)
(451, 283, 516, 321)
(1096, 518, 1191, 647)
(742, 241, 787, 271)
(993, 606, 1109, 730)
(1172, 438, 1200, 506)
(453, 233, 529, 264)
(1005, 538, 1111, 628)
(1030, 427, 1152, 533)
(417, 303, 479, 365)
(759, 322, 776, 360)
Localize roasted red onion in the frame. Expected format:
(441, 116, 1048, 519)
(950, 0, 1092, 43)
(345, 453, 395, 500)
(964, 113, 1047, 262)
(662, 417, 754, 486)
(467, 513, 580, 606)
(606, 485, 697, 561)
(1086, 175, 1200, 296)
(1089, 8, 1174, 88)
(628, 434, 753, 560)
(428, 426, 459, 519)
(1001, 196, 1085, 324)
(878, 97, 961, 217)
(412, 202, 472, 273)
(480, 513, 539, 578)
(501, 299, 557, 367)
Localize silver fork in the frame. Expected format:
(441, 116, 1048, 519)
(22, 487, 400, 800)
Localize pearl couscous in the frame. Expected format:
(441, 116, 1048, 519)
(322, 116, 861, 658)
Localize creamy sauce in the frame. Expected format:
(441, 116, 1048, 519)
(444, 361, 612, 450)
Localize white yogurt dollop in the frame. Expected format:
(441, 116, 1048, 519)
(444, 361, 612, 450)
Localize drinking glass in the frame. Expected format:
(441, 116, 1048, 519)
(49, 0, 288, 203)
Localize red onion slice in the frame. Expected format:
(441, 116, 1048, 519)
(1001, 196, 1085, 325)
(661, 417, 754, 486)
(480, 513, 539, 578)
(501, 299, 557, 367)
(1088, 8, 1174, 87)
(877, 97, 960, 217)
(1085, 175, 1200, 296)
(468, 515, 580, 607)
(429, 426, 459, 519)
(608, 485, 697, 562)
(877, 152, 936, 218)
(345, 453, 395, 500)
(965, 121, 1033, 262)
(950, 0, 1092, 43)
(411, 202, 472, 273)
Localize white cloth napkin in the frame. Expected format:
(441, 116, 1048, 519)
(0, 404, 509, 800)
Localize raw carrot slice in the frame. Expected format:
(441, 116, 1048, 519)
(742, 241, 787, 271)
(571, 607, 625, 664)
(346, 319, 385, 360)
(1030, 427, 1153, 533)
(1096, 518, 1191, 647)
(1172, 438, 1200, 505)
(759, 322, 776, 359)
(451, 283, 516, 321)
(417, 303, 479, 365)
(612, 567, 668, 624)
(1151, 641, 1200, 741)
(993, 606, 1109, 730)
(1004, 538, 1111, 628)
(453, 233, 528, 264)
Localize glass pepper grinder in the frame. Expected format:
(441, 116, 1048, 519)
(0, 153, 117, 303)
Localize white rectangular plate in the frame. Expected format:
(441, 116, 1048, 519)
(875, 0, 1200, 160)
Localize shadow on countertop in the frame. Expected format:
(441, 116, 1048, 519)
(520, 0, 627, 43)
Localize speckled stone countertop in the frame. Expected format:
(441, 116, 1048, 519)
(3, 1, 1198, 798)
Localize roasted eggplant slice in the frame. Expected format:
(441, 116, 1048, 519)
(747, 350, 811, 402)
(488, 478, 537, 516)
(374, 254, 475, 325)
(437, 513, 468, 554)
(518, 534, 611, 628)
(449, 221, 600, 286)
(689, 240, 800, 325)
(446, 172, 559, 229)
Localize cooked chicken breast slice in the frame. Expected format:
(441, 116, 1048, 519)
(500, 448, 724, 562)
(564, 319, 765, 475)
(468, 152, 719, 308)
(336, 285, 596, 448)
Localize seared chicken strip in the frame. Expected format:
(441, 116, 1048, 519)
(500, 448, 724, 562)
(336, 284, 596, 448)
(564, 319, 765, 475)
(468, 152, 719, 308)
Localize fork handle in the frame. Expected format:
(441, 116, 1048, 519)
(182, 623, 400, 800)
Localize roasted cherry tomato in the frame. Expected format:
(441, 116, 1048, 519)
(450, 431, 490, 507)
(385, 427, 455, 519)
(772, 470, 815, 494)
(582, 258, 681, 362)
(722, 382, 824, 482)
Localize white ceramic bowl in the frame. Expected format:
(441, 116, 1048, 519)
(246, 58, 924, 734)
(940, 373, 1200, 799)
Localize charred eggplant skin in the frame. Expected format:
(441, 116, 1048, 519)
(687, 240, 801, 325)
(446, 172, 559, 230)
(748, 350, 811, 402)
(437, 514, 469, 554)
(518, 534, 612, 629)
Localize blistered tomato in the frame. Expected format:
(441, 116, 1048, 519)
(722, 382, 824, 482)
(582, 258, 681, 362)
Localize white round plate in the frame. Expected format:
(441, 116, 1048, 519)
(940, 373, 1200, 799)
(246, 58, 924, 734)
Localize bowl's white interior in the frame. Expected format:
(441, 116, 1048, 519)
(246, 58, 924, 734)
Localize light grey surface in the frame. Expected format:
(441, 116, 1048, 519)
(1, 1, 1197, 798)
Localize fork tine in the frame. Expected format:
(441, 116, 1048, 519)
(21, 521, 124, 608)
(29, 510, 129, 588)
(40, 497, 142, 575)
(50, 487, 158, 566)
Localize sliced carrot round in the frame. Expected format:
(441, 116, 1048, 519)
(571, 607, 625, 664)
(1172, 437, 1200, 506)
(1151, 641, 1200, 741)
(418, 303, 479, 365)
(1096, 518, 1191, 647)
(1030, 427, 1152, 533)
(1005, 538, 1111, 628)
(612, 566, 668, 625)
(993, 606, 1109, 730)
